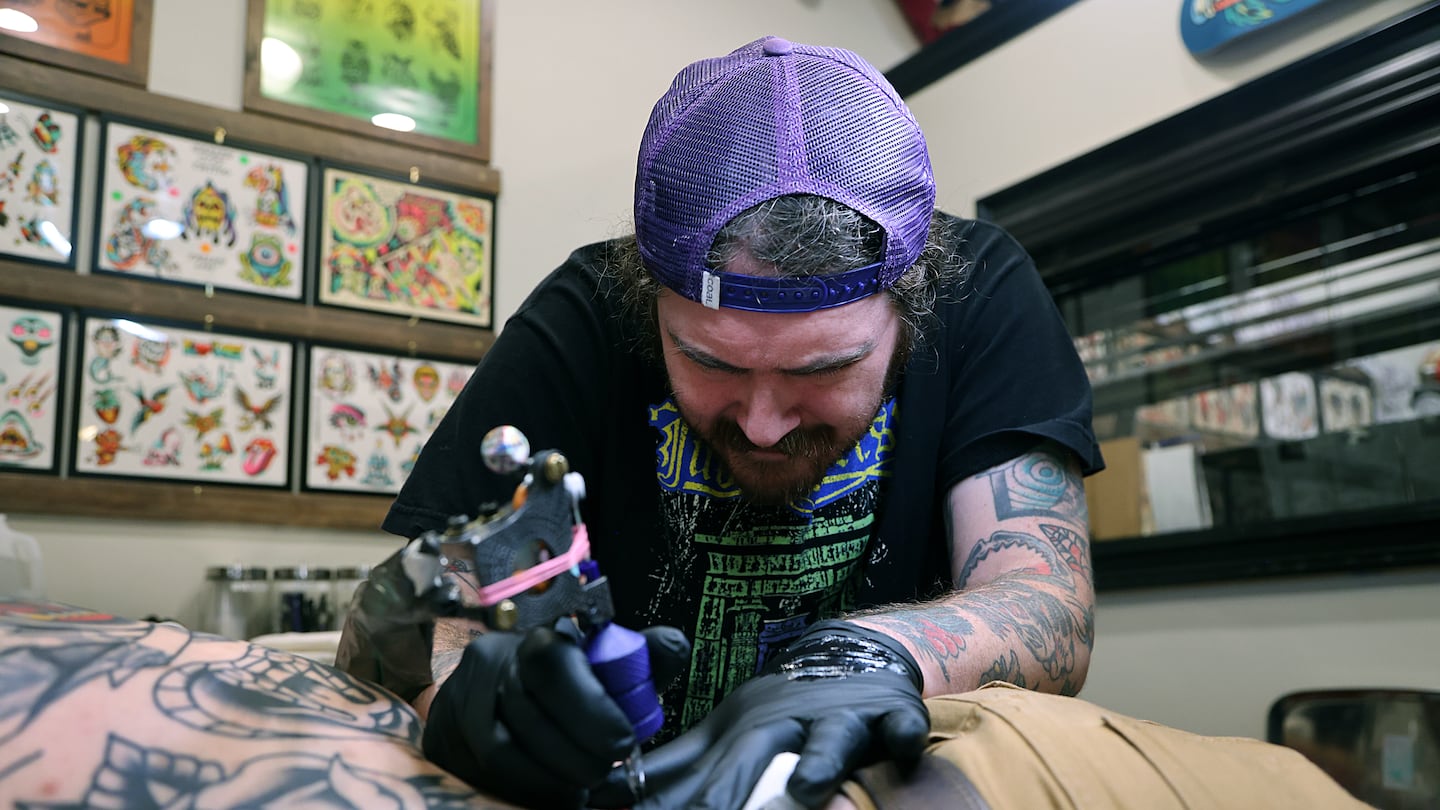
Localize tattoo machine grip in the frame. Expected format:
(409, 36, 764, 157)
(586, 620, 664, 742)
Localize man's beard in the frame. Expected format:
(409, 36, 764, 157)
(698, 416, 872, 506)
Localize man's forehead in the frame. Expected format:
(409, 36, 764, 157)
(658, 290, 896, 362)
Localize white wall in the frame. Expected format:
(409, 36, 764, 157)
(9, 0, 1437, 740)
(906, 0, 1437, 216)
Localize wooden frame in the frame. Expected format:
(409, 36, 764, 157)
(0, 0, 152, 85)
(242, 0, 494, 163)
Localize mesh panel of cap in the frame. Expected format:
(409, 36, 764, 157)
(635, 36, 935, 312)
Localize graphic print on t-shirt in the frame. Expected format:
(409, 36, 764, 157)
(643, 397, 897, 732)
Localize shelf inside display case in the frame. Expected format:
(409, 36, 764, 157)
(979, 5, 1440, 590)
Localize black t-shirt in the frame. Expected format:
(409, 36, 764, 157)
(385, 215, 1103, 731)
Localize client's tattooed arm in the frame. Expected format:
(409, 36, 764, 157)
(0, 599, 521, 809)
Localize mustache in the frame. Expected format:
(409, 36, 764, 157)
(707, 418, 835, 458)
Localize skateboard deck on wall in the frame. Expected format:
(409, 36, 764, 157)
(1181, 0, 1340, 54)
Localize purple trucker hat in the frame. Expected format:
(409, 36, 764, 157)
(634, 36, 936, 313)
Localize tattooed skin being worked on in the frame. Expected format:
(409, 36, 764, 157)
(0, 600, 516, 809)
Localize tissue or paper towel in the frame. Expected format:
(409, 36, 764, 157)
(0, 515, 43, 599)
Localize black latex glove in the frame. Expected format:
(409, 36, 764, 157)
(591, 619, 929, 810)
(422, 623, 690, 809)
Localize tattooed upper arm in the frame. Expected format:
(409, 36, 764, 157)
(983, 448, 1088, 524)
(947, 442, 1090, 588)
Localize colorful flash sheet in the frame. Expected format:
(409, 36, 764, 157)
(0, 95, 81, 265)
(0, 303, 65, 472)
(306, 344, 473, 493)
(318, 166, 494, 327)
(73, 316, 293, 486)
(96, 120, 309, 299)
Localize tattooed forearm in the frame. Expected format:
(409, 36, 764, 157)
(962, 569, 1094, 695)
(852, 522, 1094, 696)
(979, 650, 1026, 689)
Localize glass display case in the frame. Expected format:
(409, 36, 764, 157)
(978, 5, 1440, 588)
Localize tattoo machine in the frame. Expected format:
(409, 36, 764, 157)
(340, 425, 665, 743)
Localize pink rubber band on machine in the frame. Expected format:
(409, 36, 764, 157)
(474, 525, 592, 607)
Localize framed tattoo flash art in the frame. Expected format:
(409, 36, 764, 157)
(94, 119, 311, 299)
(243, 0, 494, 162)
(71, 315, 294, 488)
(0, 93, 83, 268)
(0, 0, 153, 85)
(304, 343, 473, 494)
(0, 301, 66, 474)
(317, 165, 494, 327)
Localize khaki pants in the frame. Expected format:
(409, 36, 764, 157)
(842, 682, 1370, 810)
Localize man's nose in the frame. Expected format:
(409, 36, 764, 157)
(735, 380, 801, 448)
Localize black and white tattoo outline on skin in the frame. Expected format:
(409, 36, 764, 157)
(1, 600, 507, 809)
(15, 734, 481, 810)
(0, 605, 191, 746)
(155, 643, 420, 744)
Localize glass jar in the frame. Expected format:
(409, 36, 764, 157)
(203, 565, 269, 640)
(271, 566, 335, 633)
(332, 564, 372, 620)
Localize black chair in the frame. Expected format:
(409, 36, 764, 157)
(1268, 689, 1440, 809)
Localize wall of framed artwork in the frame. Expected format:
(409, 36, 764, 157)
(70, 313, 295, 489)
(303, 343, 473, 494)
(1, 17, 503, 530)
(0, 92, 84, 268)
(242, 0, 494, 162)
(317, 164, 495, 328)
(94, 118, 312, 300)
(0, 300, 66, 474)
(0, 0, 153, 85)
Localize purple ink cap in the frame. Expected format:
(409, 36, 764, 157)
(634, 36, 936, 313)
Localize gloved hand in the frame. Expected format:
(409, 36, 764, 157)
(422, 622, 690, 809)
(591, 620, 929, 810)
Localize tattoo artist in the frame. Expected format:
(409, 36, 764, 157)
(340, 35, 1103, 810)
